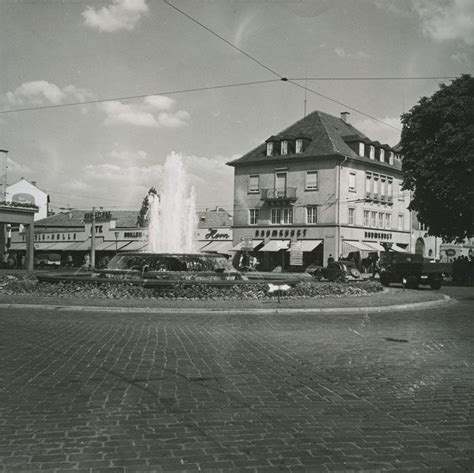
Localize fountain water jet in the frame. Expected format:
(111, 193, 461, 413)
(147, 152, 197, 253)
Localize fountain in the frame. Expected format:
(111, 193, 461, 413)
(147, 153, 197, 253)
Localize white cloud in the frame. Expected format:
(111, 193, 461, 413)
(66, 180, 92, 192)
(354, 117, 402, 147)
(99, 97, 190, 128)
(82, 0, 148, 32)
(334, 47, 371, 59)
(6, 81, 94, 106)
(107, 149, 148, 161)
(144, 95, 175, 111)
(415, 0, 474, 45)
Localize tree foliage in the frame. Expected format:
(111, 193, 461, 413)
(400, 74, 474, 242)
(136, 187, 158, 227)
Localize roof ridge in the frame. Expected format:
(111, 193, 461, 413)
(316, 111, 340, 155)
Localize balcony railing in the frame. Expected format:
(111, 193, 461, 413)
(261, 187, 297, 202)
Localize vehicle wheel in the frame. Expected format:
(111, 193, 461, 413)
(380, 273, 390, 287)
(406, 275, 419, 289)
(349, 268, 361, 279)
(430, 279, 442, 290)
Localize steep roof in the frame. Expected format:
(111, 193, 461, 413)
(197, 209, 232, 228)
(35, 210, 139, 228)
(227, 110, 401, 171)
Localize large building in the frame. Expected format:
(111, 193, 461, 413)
(227, 110, 413, 270)
(6, 178, 49, 221)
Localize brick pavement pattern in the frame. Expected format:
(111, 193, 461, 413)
(0, 294, 473, 472)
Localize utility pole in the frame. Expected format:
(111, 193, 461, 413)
(0, 149, 8, 201)
(91, 206, 96, 269)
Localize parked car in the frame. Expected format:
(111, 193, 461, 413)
(305, 260, 361, 282)
(35, 253, 61, 269)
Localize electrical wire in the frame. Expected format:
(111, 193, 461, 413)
(288, 80, 401, 131)
(288, 76, 458, 81)
(0, 79, 280, 115)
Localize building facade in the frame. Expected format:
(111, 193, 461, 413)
(6, 178, 49, 221)
(227, 110, 412, 271)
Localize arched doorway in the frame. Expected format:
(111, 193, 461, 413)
(415, 237, 425, 256)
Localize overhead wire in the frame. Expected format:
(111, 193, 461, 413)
(0, 79, 281, 115)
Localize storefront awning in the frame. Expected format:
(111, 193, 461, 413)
(391, 244, 408, 253)
(259, 240, 290, 252)
(9, 242, 25, 250)
(298, 239, 323, 252)
(364, 242, 385, 252)
(343, 240, 375, 253)
(231, 239, 264, 251)
(200, 240, 233, 254)
(121, 240, 148, 251)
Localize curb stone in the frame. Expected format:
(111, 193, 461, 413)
(0, 294, 451, 314)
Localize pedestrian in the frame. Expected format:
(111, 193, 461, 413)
(327, 254, 334, 264)
(65, 253, 73, 268)
(82, 253, 90, 269)
(371, 254, 380, 279)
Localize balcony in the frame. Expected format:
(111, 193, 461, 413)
(387, 196, 393, 205)
(261, 187, 297, 203)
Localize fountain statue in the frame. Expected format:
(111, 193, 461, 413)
(146, 152, 197, 253)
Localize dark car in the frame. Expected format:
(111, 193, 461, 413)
(35, 253, 62, 269)
(305, 260, 361, 282)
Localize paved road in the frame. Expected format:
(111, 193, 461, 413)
(0, 287, 473, 472)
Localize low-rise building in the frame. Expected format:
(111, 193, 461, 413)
(227, 110, 411, 271)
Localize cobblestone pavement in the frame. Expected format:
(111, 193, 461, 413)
(0, 288, 473, 472)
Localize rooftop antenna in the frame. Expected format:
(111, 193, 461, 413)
(304, 66, 308, 117)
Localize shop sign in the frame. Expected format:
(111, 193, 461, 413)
(204, 228, 230, 240)
(290, 241, 303, 266)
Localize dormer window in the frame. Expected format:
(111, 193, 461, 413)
(379, 148, 385, 162)
(358, 142, 365, 157)
(388, 151, 394, 165)
(281, 140, 288, 155)
(369, 145, 375, 160)
(266, 141, 274, 156)
(295, 139, 303, 153)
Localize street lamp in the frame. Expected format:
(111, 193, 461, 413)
(114, 231, 119, 255)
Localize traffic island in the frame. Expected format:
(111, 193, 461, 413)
(0, 270, 449, 312)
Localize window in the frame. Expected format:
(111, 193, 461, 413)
(381, 176, 386, 198)
(348, 208, 355, 225)
(369, 145, 375, 160)
(359, 142, 365, 157)
(271, 208, 293, 224)
(389, 151, 394, 165)
(385, 213, 391, 229)
(271, 208, 281, 224)
(379, 148, 385, 162)
(282, 208, 293, 224)
(398, 183, 405, 201)
(378, 212, 384, 228)
(249, 175, 259, 193)
(266, 142, 274, 156)
(249, 209, 259, 225)
(307, 206, 318, 224)
(349, 172, 356, 192)
(365, 172, 372, 194)
(398, 214, 404, 231)
(305, 171, 318, 190)
(388, 178, 393, 198)
(295, 139, 303, 153)
(281, 140, 288, 155)
(371, 211, 377, 228)
(373, 174, 380, 196)
(364, 210, 370, 227)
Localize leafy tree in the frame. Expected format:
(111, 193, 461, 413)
(136, 187, 158, 227)
(400, 74, 474, 242)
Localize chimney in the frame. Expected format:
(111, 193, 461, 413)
(340, 112, 350, 123)
(31, 181, 37, 186)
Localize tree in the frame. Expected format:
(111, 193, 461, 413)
(136, 187, 158, 227)
(400, 74, 474, 243)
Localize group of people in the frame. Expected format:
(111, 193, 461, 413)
(452, 255, 473, 285)
(238, 252, 259, 271)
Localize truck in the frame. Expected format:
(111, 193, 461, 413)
(379, 252, 450, 290)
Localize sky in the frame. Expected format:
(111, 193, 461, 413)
(1, 0, 473, 214)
